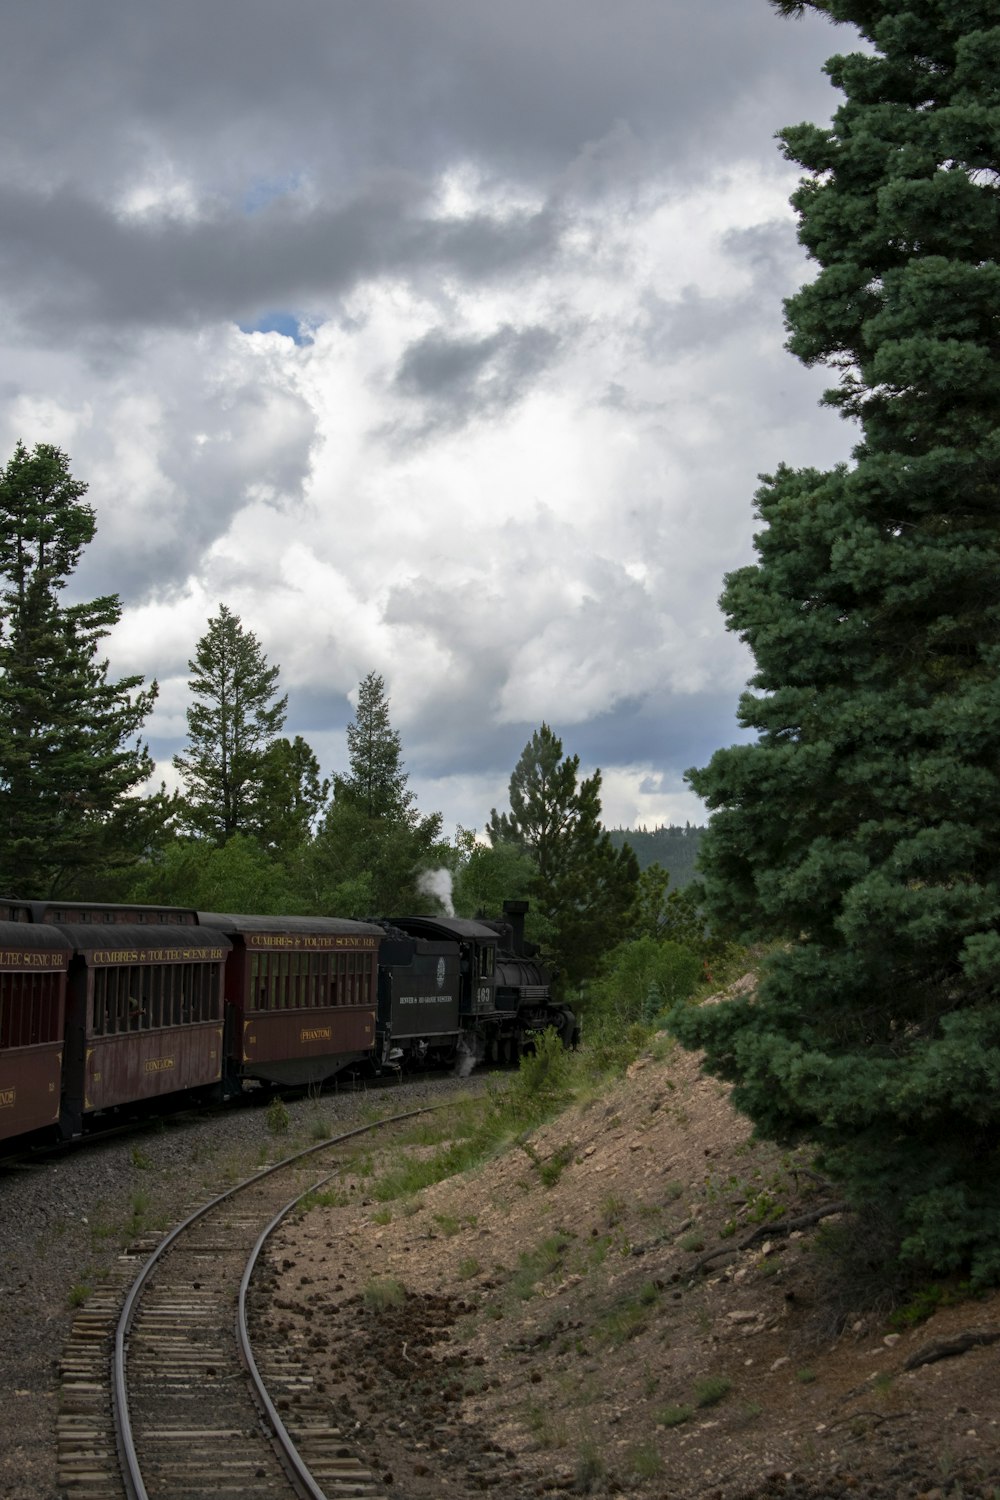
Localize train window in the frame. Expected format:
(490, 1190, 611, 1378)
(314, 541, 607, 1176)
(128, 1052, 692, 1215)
(91, 973, 104, 1035)
(252, 953, 269, 1011)
(0, 970, 63, 1048)
(146, 967, 160, 1028)
(478, 945, 495, 979)
(168, 965, 182, 1027)
(357, 954, 372, 1008)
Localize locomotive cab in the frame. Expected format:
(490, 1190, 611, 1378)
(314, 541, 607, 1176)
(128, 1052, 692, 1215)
(386, 916, 498, 1019)
(375, 928, 462, 1068)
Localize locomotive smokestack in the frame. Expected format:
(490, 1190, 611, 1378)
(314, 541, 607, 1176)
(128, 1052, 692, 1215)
(503, 899, 528, 956)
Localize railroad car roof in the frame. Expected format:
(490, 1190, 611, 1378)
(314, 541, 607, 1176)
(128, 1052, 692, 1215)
(389, 915, 501, 941)
(0, 918, 73, 951)
(21, 900, 199, 924)
(197, 912, 383, 938)
(50, 924, 232, 955)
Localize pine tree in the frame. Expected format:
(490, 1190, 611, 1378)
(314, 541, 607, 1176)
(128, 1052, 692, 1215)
(335, 670, 414, 820)
(672, 2, 1000, 1284)
(488, 724, 639, 987)
(307, 670, 445, 913)
(252, 735, 330, 852)
(0, 442, 160, 895)
(174, 605, 287, 843)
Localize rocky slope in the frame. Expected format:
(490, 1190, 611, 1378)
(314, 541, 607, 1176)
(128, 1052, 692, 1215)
(260, 1039, 1000, 1499)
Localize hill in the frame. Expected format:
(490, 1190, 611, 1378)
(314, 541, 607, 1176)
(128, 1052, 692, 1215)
(607, 823, 706, 885)
(263, 997, 1000, 1498)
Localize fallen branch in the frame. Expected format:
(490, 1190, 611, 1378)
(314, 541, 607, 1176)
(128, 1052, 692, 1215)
(904, 1329, 1000, 1371)
(686, 1201, 850, 1277)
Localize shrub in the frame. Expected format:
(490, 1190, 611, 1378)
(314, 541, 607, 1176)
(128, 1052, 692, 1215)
(587, 936, 702, 1031)
(694, 1375, 732, 1408)
(363, 1277, 406, 1310)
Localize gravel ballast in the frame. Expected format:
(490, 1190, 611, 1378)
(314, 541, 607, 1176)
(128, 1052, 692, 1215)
(0, 1074, 474, 1500)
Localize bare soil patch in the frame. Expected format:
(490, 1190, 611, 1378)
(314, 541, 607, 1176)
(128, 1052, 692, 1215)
(260, 1040, 1000, 1499)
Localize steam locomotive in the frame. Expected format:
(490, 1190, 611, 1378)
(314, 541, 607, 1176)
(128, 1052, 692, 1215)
(0, 896, 575, 1145)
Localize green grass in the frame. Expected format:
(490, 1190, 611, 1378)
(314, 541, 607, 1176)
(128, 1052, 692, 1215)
(68, 1282, 92, 1308)
(600, 1193, 627, 1226)
(656, 1404, 693, 1428)
(362, 1276, 406, 1310)
(574, 1444, 606, 1493)
(368, 1038, 600, 1204)
(507, 1232, 574, 1301)
(594, 1281, 661, 1347)
(299, 1184, 351, 1212)
(694, 1374, 732, 1408)
(625, 1443, 663, 1480)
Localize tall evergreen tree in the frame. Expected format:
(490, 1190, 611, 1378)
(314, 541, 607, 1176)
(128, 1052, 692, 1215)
(335, 670, 414, 820)
(488, 724, 639, 987)
(174, 605, 287, 843)
(252, 735, 330, 852)
(0, 442, 160, 896)
(671, 1, 1000, 1283)
(307, 670, 445, 913)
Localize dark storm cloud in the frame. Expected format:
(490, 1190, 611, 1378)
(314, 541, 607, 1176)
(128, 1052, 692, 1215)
(0, 180, 562, 338)
(401, 686, 749, 798)
(0, 3, 844, 346)
(392, 323, 563, 432)
(1, 3, 842, 197)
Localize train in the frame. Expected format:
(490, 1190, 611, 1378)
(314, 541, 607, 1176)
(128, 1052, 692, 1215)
(0, 896, 577, 1146)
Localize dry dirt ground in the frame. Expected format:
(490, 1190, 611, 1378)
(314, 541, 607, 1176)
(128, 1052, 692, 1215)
(257, 1034, 1000, 1500)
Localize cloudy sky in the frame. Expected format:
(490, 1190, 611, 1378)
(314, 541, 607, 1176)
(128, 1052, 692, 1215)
(1, 1, 861, 837)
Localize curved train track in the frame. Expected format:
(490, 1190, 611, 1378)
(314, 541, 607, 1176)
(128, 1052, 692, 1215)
(59, 1106, 440, 1500)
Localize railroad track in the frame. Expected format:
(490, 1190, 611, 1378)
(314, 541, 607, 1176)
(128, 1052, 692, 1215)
(58, 1107, 438, 1499)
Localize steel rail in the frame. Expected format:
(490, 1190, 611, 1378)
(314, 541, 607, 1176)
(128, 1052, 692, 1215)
(113, 1103, 439, 1500)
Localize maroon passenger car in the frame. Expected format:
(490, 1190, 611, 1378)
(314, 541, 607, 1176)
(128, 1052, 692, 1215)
(198, 913, 382, 1087)
(56, 920, 231, 1135)
(0, 903, 72, 1142)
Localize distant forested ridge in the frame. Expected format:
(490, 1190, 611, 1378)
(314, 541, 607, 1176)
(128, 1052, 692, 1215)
(607, 825, 705, 886)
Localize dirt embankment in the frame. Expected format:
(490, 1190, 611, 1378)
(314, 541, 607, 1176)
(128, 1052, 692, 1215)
(261, 1040, 1000, 1499)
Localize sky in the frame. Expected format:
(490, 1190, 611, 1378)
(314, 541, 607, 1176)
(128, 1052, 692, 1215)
(1, 1, 862, 838)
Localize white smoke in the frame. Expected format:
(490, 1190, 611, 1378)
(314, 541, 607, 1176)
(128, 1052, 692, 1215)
(417, 868, 455, 916)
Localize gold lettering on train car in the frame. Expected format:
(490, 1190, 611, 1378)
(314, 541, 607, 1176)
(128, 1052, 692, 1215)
(144, 1057, 175, 1073)
(246, 933, 378, 950)
(0, 1088, 15, 1108)
(300, 1027, 332, 1043)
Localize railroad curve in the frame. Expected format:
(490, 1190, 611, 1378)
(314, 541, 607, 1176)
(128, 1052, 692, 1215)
(62, 1108, 437, 1500)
